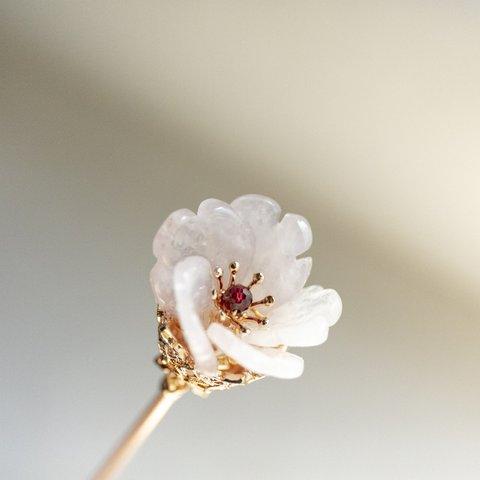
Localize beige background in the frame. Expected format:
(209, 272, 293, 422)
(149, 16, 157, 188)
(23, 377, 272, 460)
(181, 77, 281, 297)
(1, 2, 479, 479)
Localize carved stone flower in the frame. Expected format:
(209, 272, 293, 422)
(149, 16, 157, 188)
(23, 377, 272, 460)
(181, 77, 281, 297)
(150, 194, 341, 380)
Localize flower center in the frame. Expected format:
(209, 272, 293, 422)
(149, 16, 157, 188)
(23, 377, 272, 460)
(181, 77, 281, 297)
(221, 284, 253, 312)
(212, 261, 274, 334)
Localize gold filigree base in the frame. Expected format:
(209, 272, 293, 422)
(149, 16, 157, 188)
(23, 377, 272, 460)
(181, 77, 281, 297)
(155, 308, 263, 397)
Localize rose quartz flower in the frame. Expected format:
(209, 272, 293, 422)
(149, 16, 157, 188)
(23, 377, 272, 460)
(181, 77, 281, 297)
(150, 195, 341, 379)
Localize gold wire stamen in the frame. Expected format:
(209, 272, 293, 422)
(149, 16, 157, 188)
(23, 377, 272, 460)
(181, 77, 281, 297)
(228, 261, 239, 286)
(212, 260, 275, 334)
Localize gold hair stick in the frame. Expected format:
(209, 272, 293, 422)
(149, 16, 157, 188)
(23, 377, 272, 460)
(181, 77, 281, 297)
(91, 375, 187, 480)
(91, 194, 342, 479)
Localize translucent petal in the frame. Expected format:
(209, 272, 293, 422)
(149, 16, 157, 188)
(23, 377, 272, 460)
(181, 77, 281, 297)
(250, 256, 312, 308)
(153, 208, 210, 268)
(152, 208, 195, 260)
(150, 261, 174, 309)
(197, 198, 237, 220)
(207, 323, 304, 379)
(169, 216, 208, 264)
(231, 194, 281, 231)
(246, 286, 342, 347)
(197, 198, 254, 273)
(173, 256, 217, 375)
(279, 213, 313, 256)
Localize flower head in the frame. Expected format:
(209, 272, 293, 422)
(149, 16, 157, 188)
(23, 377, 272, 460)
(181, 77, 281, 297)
(151, 195, 341, 390)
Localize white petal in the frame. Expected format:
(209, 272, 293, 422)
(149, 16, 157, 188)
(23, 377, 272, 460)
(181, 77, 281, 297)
(169, 216, 209, 263)
(198, 198, 254, 273)
(279, 213, 313, 256)
(252, 256, 312, 308)
(246, 286, 342, 347)
(154, 209, 211, 269)
(207, 323, 304, 379)
(173, 256, 217, 376)
(197, 198, 237, 220)
(287, 256, 313, 296)
(150, 260, 174, 309)
(153, 208, 195, 260)
(231, 194, 281, 231)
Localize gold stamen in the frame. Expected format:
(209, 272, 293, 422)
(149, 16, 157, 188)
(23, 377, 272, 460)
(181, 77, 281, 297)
(214, 266, 223, 290)
(230, 318, 249, 334)
(242, 315, 269, 326)
(213, 261, 273, 334)
(251, 295, 275, 307)
(248, 272, 264, 288)
(229, 261, 239, 286)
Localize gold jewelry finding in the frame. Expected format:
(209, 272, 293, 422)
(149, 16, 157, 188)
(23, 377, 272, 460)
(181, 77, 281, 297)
(155, 307, 263, 397)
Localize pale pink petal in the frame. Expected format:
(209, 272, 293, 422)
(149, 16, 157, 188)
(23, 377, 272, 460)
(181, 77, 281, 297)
(246, 286, 342, 347)
(251, 256, 312, 309)
(153, 208, 196, 261)
(279, 213, 313, 256)
(150, 260, 174, 309)
(231, 194, 281, 230)
(207, 323, 304, 379)
(197, 198, 254, 273)
(173, 256, 217, 376)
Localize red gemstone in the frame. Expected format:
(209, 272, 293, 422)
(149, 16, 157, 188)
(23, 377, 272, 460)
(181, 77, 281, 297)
(221, 284, 253, 312)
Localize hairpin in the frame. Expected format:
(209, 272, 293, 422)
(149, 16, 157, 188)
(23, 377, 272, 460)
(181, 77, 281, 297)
(93, 194, 341, 479)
